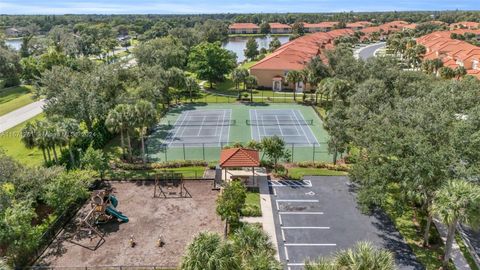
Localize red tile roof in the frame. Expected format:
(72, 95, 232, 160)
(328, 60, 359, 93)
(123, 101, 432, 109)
(269, 23, 291, 29)
(229, 23, 259, 30)
(304, 22, 338, 28)
(450, 21, 480, 29)
(219, 148, 260, 167)
(250, 29, 353, 71)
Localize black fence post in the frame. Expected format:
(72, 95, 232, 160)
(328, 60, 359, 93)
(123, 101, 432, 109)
(291, 143, 295, 162)
(313, 144, 316, 163)
(202, 143, 205, 160)
(164, 146, 167, 162)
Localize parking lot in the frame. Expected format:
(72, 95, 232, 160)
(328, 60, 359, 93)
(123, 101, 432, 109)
(269, 176, 422, 270)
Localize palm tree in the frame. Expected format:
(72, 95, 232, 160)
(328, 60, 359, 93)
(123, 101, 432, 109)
(306, 56, 330, 104)
(106, 109, 126, 160)
(286, 70, 302, 101)
(185, 77, 200, 102)
(181, 232, 223, 270)
(61, 118, 80, 167)
(106, 104, 135, 161)
(167, 67, 186, 105)
(454, 66, 467, 80)
(245, 75, 257, 103)
(300, 69, 310, 101)
(306, 241, 395, 270)
(134, 100, 157, 163)
(431, 179, 480, 269)
(21, 122, 48, 164)
(439, 67, 456, 80)
(232, 68, 249, 99)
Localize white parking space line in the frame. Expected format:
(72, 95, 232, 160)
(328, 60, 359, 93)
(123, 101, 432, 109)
(285, 243, 337, 247)
(282, 227, 330, 230)
(279, 212, 324, 215)
(279, 214, 283, 225)
(281, 229, 286, 242)
(284, 246, 290, 261)
(273, 187, 277, 196)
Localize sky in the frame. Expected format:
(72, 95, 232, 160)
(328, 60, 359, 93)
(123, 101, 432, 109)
(0, 0, 478, 14)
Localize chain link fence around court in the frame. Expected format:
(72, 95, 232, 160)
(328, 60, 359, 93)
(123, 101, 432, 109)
(146, 141, 333, 164)
(183, 91, 317, 104)
(27, 266, 177, 270)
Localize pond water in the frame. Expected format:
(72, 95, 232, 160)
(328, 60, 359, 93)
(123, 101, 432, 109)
(223, 35, 290, 63)
(5, 39, 21, 51)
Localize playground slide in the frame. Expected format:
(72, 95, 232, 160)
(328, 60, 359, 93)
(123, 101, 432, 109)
(109, 195, 119, 208)
(106, 206, 129, 223)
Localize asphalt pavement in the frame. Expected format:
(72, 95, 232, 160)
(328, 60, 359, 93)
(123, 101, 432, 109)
(355, 42, 386, 60)
(0, 99, 45, 133)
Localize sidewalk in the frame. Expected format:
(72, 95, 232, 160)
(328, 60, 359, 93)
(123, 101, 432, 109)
(240, 177, 279, 260)
(433, 218, 471, 270)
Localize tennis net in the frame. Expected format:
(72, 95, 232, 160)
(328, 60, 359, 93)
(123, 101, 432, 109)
(246, 119, 313, 126)
(167, 119, 236, 126)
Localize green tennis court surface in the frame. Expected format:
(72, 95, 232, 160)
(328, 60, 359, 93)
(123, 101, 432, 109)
(146, 103, 333, 162)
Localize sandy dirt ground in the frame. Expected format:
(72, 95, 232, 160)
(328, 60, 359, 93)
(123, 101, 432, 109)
(36, 180, 223, 268)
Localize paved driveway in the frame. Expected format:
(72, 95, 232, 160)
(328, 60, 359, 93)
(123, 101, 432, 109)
(269, 176, 422, 270)
(0, 99, 45, 133)
(355, 42, 386, 60)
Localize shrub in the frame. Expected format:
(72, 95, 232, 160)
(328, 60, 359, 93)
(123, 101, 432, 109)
(241, 204, 261, 217)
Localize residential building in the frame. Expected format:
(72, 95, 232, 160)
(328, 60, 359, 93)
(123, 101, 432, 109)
(417, 30, 480, 79)
(228, 23, 260, 34)
(5, 27, 21, 37)
(346, 21, 371, 31)
(303, 22, 338, 33)
(450, 21, 480, 30)
(269, 23, 292, 34)
(249, 29, 353, 91)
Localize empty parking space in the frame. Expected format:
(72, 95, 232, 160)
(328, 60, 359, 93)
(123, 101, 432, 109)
(269, 176, 422, 270)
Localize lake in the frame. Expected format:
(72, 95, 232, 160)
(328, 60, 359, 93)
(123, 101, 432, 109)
(5, 39, 22, 51)
(223, 35, 290, 63)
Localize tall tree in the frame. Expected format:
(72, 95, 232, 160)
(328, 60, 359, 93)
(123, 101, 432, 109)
(261, 136, 290, 168)
(259, 22, 271, 35)
(268, 37, 282, 52)
(134, 100, 157, 163)
(244, 37, 259, 61)
(232, 68, 249, 99)
(245, 75, 258, 102)
(285, 70, 302, 101)
(216, 180, 246, 236)
(188, 42, 236, 89)
(134, 36, 187, 69)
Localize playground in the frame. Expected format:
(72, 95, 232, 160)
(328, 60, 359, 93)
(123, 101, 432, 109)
(36, 180, 223, 268)
(146, 103, 331, 163)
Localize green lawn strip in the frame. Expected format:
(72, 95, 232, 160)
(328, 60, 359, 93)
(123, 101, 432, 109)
(0, 113, 45, 166)
(105, 166, 206, 180)
(240, 60, 259, 69)
(0, 85, 36, 116)
(455, 232, 480, 270)
(383, 185, 454, 269)
(242, 190, 262, 217)
(287, 167, 347, 179)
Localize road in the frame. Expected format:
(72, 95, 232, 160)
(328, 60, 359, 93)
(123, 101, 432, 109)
(355, 42, 386, 60)
(0, 99, 45, 133)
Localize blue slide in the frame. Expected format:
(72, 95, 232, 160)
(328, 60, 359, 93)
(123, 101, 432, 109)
(106, 206, 129, 223)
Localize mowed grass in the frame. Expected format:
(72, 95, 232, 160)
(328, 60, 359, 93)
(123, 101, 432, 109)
(105, 166, 206, 180)
(0, 113, 45, 166)
(0, 85, 36, 116)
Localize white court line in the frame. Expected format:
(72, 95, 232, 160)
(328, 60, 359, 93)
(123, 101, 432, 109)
(196, 115, 207, 136)
(276, 199, 319, 202)
(217, 110, 226, 147)
(286, 114, 302, 137)
(254, 110, 263, 142)
(249, 110, 255, 141)
(274, 115, 285, 136)
(225, 109, 232, 146)
(291, 109, 311, 145)
(213, 114, 221, 137)
(285, 243, 336, 246)
(282, 227, 330, 229)
(293, 109, 320, 146)
(167, 110, 190, 147)
(279, 212, 324, 215)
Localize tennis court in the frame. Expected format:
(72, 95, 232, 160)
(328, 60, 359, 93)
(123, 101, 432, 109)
(161, 109, 232, 147)
(146, 104, 332, 162)
(249, 109, 319, 146)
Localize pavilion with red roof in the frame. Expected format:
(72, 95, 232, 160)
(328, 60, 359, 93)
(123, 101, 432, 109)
(218, 148, 264, 187)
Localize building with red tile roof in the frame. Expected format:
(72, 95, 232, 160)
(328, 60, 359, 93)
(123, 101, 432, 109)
(250, 29, 353, 90)
(450, 21, 480, 30)
(229, 23, 260, 34)
(303, 22, 339, 33)
(417, 30, 480, 79)
(219, 148, 260, 167)
(269, 23, 292, 34)
(347, 22, 369, 31)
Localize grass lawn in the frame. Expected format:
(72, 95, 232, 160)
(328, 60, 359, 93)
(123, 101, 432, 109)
(383, 185, 455, 269)
(242, 190, 262, 217)
(105, 166, 206, 180)
(240, 60, 259, 69)
(0, 113, 45, 166)
(288, 167, 348, 179)
(0, 85, 36, 116)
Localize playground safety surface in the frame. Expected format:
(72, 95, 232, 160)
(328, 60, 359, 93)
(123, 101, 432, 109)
(35, 180, 223, 268)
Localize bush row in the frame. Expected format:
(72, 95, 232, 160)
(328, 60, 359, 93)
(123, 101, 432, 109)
(112, 160, 211, 170)
(293, 161, 350, 171)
